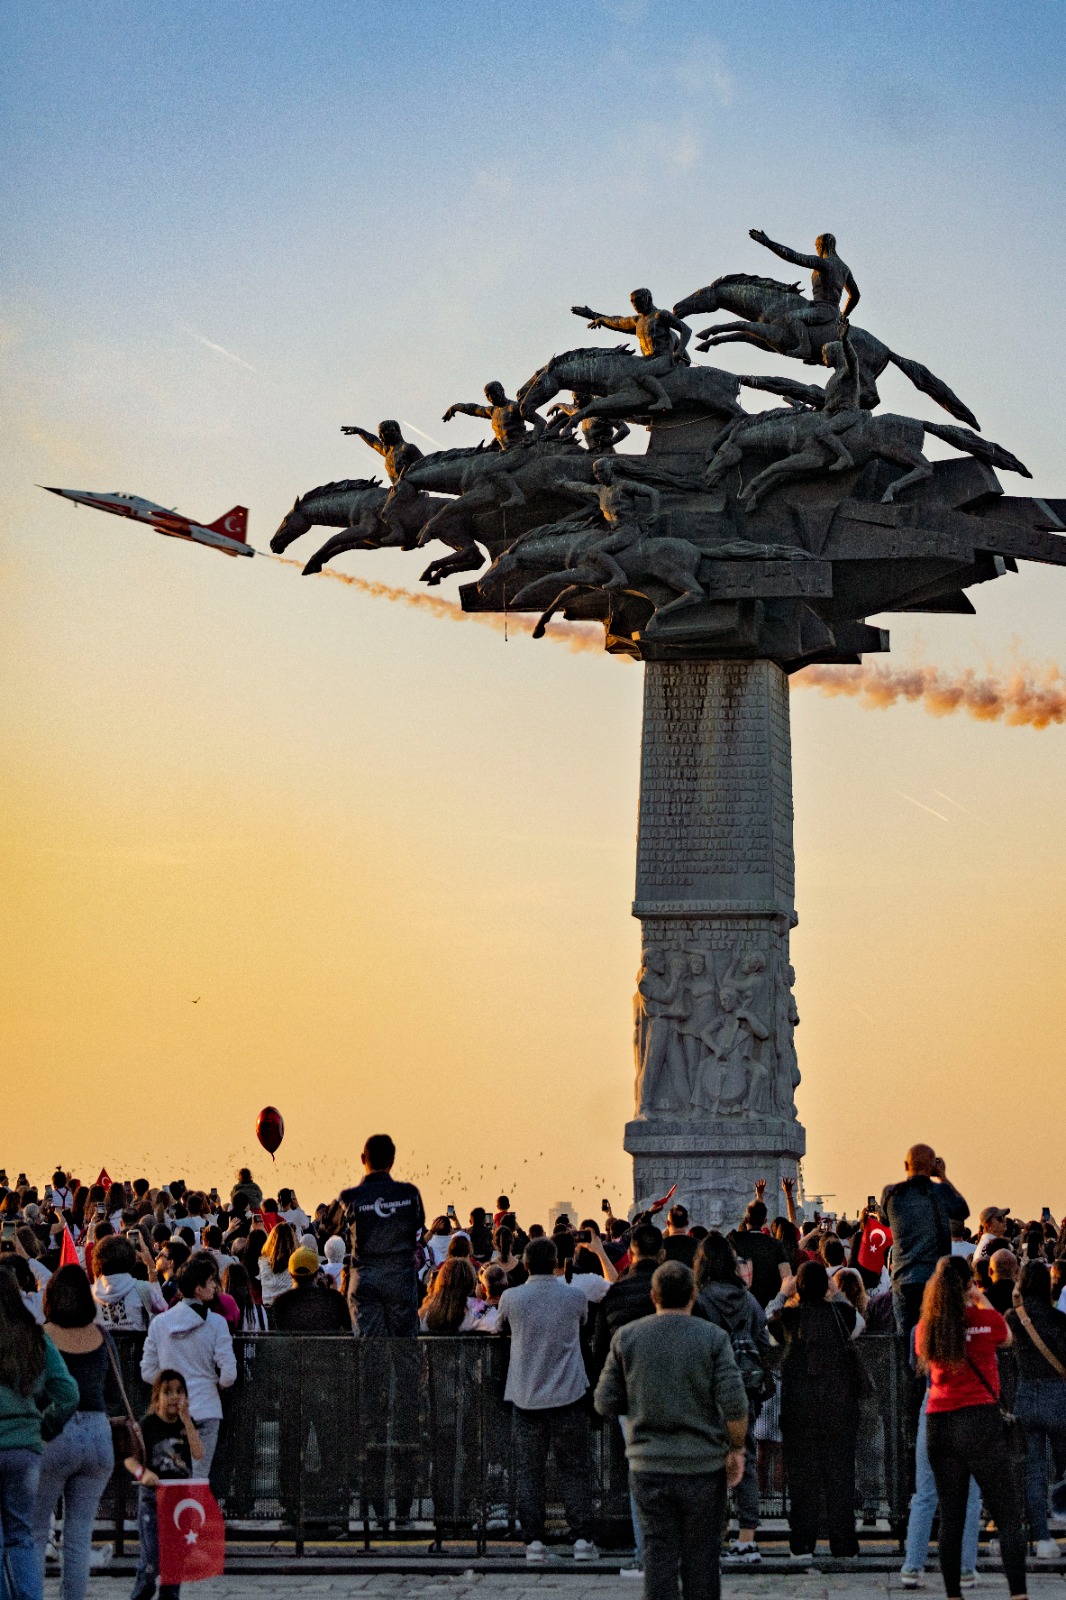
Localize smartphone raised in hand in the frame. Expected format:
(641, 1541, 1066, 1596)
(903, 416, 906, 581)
(601, 1198, 611, 1213)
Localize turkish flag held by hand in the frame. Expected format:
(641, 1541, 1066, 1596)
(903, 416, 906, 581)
(58, 1228, 80, 1268)
(157, 1483, 225, 1584)
(857, 1215, 893, 1275)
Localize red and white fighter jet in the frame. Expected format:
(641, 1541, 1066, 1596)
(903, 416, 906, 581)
(40, 487, 254, 557)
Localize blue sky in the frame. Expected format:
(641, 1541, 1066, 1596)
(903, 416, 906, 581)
(3, 3, 1066, 1215)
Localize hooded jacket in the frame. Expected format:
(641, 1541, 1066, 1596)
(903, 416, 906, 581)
(694, 1280, 769, 1352)
(140, 1299, 237, 1421)
(92, 1273, 167, 1330)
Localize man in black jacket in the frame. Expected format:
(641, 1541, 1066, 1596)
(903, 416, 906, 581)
(881, 1144, 969, 1338)
(591, 1223, 663, 1578)
(339, 1134, 424, 1527)
(340, 1133, 425, 1338)
(592, 1224, 664, 1368)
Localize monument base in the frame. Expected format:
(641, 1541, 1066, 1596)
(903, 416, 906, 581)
(625, 1115, 806, 1231)
(630, 658, 805, 1232)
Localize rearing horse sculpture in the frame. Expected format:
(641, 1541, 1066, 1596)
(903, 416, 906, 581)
(673, 274, 980, 431)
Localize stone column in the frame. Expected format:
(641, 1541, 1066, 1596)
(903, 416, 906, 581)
(624, 659, 805, 1229)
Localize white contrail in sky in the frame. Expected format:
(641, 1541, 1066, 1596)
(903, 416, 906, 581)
(400, 419, 445, 449)
(897, 791, 950, 823)
(932, 788, 974, 816)
(177, 324, 257, 373)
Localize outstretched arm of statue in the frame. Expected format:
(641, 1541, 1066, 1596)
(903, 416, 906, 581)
(842, 272, 860, 319)
(740, 374, 825, 409)
(749, 229, 820, 272)
(573, 305, 639, 334)
(556, 479, 601, 500)
(610, 420, 631, 446)
(342, 426, 385, 453)
(442, 402, 493, 423)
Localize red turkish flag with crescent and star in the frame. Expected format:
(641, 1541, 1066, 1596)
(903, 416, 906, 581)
(857, 1215, 893, 1275)
(156, 1483, 225, 1584)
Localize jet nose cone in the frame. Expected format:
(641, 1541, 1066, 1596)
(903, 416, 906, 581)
(38, 486, 66, 496)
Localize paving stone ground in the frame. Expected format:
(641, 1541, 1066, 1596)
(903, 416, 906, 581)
(47, 1571, 1066, 1599)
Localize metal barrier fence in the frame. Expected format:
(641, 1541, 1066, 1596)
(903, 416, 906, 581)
(107, 1332, 913, 1552)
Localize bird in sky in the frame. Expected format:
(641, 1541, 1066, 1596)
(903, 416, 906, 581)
(191, 997, 201, 1004)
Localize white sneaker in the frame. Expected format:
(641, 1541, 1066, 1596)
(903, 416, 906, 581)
(960, 1572, 977, 1589)
(899, 1567, 924, 1588)
(728, 1540, 761, 1564)
(573, 1538, 598, 1562)
(619, 1565, 643, 1579)
(789, 1550, 814, 1565)
(525, 1539, 547, 1563)
(1034, 1538, 1061, 1560)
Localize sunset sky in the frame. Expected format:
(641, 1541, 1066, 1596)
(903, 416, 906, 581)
(3, 3, 1065, 1224)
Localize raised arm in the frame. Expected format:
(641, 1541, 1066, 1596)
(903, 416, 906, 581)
(749, 229, 820, 273)
(341, 426, 386, 455)
(573, 304, 638, 335)
(442, 402, 493, 422)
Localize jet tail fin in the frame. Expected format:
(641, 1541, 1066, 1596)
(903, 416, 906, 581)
(207, 506, 248, 542)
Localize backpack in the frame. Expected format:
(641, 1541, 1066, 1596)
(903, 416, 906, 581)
(721, 1300, 775, 1402)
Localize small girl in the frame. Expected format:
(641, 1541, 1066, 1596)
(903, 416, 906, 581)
(124, 1369, 202, 1600)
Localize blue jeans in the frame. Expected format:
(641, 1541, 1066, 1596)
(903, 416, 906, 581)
(132, 1488, 179, 1600)
(905, 1394, 980, 1573)
(0, 1448, 43, 1600)
(32, 1411, 113, 1600)
(190, 1418, 219, 1483)
(1015, 1378, 1066, 1541)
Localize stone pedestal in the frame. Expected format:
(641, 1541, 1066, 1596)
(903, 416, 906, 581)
(624, 659, 806, 1229)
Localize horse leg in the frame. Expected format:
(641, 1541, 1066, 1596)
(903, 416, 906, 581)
(740, 446, 834, 509)
(532, 583, 587, 639)
(420, 543, 486, 585)
(879, 447, 933, 503)
(646, 558, 706, 622)
(698, 323, 776, 353)
(302, 524, 377, 575)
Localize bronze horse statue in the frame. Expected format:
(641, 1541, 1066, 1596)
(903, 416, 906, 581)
(673, 274, 980, 430)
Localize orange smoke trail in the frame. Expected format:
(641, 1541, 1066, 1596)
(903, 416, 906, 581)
(266, 555, 603, 654)
(793, 660, 1066, 729)
(268, 557, 1064, 725)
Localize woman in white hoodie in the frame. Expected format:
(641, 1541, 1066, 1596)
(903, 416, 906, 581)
(140, 1255, 236, 1481)
(90, 1236, 166, 1330)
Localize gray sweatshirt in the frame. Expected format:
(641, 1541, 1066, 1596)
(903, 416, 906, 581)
(594, 1313, 748, 1475)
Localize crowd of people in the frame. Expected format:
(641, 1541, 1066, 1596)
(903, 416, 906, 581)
(2, 1138, 1066, 1600)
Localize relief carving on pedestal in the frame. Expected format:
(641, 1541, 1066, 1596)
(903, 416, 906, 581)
(634, 939, 800, 1121)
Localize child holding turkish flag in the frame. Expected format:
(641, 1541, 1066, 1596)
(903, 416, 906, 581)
(124, 1371, 203, 1599)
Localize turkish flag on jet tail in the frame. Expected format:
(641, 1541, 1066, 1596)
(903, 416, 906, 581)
(58, 1228, 80, 1268)
(156, 1483, 225, 1585)
(857, 1215, 893, 1275)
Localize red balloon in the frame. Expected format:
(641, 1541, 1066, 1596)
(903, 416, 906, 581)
(256, 1106, 284, 1160)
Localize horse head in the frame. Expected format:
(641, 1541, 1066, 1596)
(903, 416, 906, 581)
(270, 498, 312, 552)
(674, 274, 803, 321)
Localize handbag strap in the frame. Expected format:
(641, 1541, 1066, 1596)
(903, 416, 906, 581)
(1014, 1302, 1066, 1380)
(102, 1331, 138, 1425)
